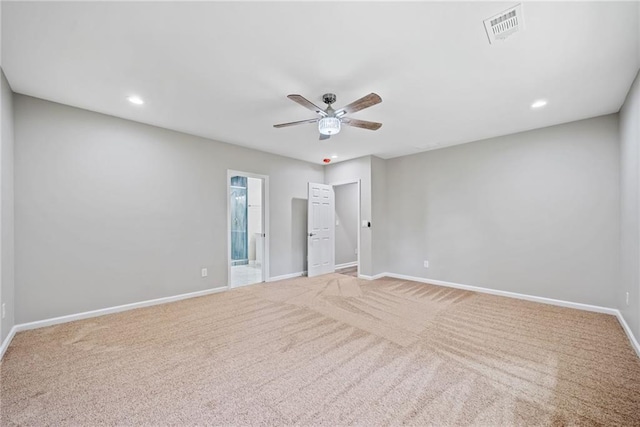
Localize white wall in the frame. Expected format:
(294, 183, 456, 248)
(0, 69, 15, 342)
(334, 183, 358, 266)
(14, 95, 323, 323)
(620, 69, 640, 340)
(386, 115, 620, 308)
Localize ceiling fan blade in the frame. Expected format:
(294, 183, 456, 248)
(319, 133, 330, 141)
(273, 118, 319, 128)
(287, 95, 327, 117)
(336, 93, 382, 116)
(341, 118, 382, 131)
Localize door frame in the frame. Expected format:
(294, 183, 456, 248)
(227, 170, 270, 288)
(329, 180, 361, 277)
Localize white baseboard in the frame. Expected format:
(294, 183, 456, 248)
(2, 270, 313, 359)
(267, 271, 306, 282)
(335, 262, 357, 270)
(0, 286, 227, 360)
(0, 325, 18, 361)
(382, 272, 640, 358)
(383, 273, 618, 315)
(3, 272, 638, 362)
(615, 310, 640, 358)
(358, 273, 386, 281)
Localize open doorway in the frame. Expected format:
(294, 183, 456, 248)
(333, 181, 360, 277)
(228, 170, 269, 288)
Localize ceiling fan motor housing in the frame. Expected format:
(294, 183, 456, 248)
(322, 93, 337, 105)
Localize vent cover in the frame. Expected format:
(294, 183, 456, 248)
(483, 4, 524, 44)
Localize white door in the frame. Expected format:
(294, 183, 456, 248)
(308, 182, 335, 277)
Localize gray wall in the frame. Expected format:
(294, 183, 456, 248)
(371, 156, 388, 276)
(334, 183, 358, 266)
(1, 69, 15, 341)
(14, 95, 323, 323)
(386, 115, 620, 308)
(620, 69, 640, 339)
(6, 91, 632, 330)
(325, 156, 372, 276)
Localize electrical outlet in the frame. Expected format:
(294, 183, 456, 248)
(1, 303, 5, 319)
(626, 292, 630, 306)
(201, 268, 208, 278)
(424, 260, 429, 268)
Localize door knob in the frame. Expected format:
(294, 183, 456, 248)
(308, 233, 316, 237)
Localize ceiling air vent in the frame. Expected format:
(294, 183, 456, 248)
(483, 4, 524, 44)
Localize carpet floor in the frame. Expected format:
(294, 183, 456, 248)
(1, 273, 639, 426)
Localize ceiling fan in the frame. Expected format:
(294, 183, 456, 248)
(274, 92, 382, 140)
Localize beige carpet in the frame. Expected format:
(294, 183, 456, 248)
(2, 274, 640, 426)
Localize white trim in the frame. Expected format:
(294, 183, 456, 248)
(616, 311, 640, 358)
(358, 273, 386, 281)
(15, 287, 228, 331)
(267, 271, 306, 282)
(335, 262, 357, 270)
(0, 287, 227, 361)
(356, 181, 360, 277)
(382, 272, 640, 358)
(0, 325, 17, 360)
(383, 273, 618, 314)
(2, 272, 638, 361)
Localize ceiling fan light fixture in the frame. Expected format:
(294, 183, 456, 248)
(318, 117, 341, 136)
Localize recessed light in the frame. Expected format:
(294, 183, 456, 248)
(531, 99, 547, 109)
(331, 155, 338, 159)
(127, 95, 144, 105)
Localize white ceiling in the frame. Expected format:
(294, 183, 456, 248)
(3, 1, 639, 164)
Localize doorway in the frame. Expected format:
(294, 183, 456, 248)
(228, 170, 269, 287)
(333, 182, 360, 277)
(332, 180, 360, 277)
(306, 180, 361, 278)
